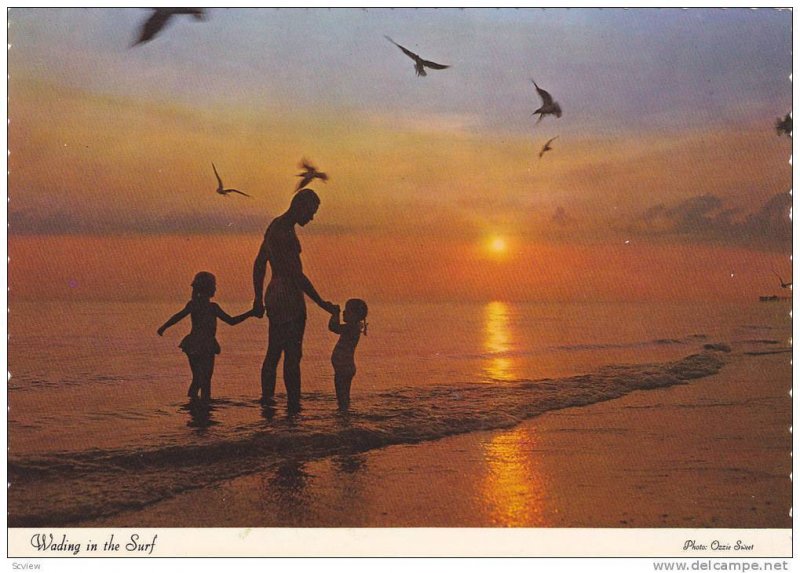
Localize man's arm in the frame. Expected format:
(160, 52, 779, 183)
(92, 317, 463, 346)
(328, 306, 343, 334)
(269, 226, 336, 314)
(252, 237, 268, 317)
(299, 273, 336, 314)
(278, 251, 336, 314)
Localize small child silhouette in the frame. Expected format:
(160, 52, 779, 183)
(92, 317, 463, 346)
(158, 272, 253, 401)
(328, 298, 368, 410)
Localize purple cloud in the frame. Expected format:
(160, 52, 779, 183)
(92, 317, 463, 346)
(629, 193, 791, 251)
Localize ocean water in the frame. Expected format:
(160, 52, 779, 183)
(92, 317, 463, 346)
(7, 299, 791, 525)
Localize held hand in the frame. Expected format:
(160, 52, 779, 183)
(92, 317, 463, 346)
(252, 298, 265, 318)
(323, 301, 338, 315)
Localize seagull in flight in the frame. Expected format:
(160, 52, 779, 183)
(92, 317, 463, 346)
(296, 159, 328, 192)
(132, 8, 206, 47)
(538, 136, 559, 159)
(384, 36, 450, 77)
(531, 80, 562, 124)
(775, 113, 792, 138)
(212, 163, 251, 198)
(773, 271, 792, 289)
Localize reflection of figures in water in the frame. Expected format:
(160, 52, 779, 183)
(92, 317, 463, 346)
(158, 272, 254, 401)
(252, 189, 338, 412)
(328, 299, 368, 410)
(271, 458, 310, 492)
(260, 401, 277, 421)
(261, 458, 311, 524)
(333, 453, 366, 474)
(184, 399, 218, 430)
(330, 453, 367, 524)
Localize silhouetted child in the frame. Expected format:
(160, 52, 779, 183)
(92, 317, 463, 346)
(328, 298, 368, 410)
(158, 271, 253, 401)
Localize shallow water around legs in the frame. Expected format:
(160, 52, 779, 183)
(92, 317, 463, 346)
(8, 299, 791, 525)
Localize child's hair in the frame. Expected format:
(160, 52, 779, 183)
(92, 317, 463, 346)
(345, 298, 368, 335)
(191, 271, 217, 299)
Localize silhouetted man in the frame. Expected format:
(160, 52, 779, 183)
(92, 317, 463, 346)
(253, 188, 337, 411)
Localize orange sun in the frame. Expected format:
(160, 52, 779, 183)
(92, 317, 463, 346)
(486, 235, 509, 257)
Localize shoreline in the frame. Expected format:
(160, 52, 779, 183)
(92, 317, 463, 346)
(78, 348, 791, 528)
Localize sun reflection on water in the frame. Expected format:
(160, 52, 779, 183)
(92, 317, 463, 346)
(482, 425, 547, 526)
(481, 302, 548, 525)
(483, 301, 514, 380)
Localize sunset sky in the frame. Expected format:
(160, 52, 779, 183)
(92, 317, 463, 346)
(8, 8, 792, 303)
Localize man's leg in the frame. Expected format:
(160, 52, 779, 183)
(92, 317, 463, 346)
(283, 317, 306, 412)
(261, 319, 284, 402)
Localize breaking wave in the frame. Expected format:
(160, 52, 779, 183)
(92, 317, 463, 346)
(8, 348, 728, 526)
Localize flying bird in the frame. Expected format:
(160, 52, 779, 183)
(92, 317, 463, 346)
(531, 80, 562, 124)
(538, 136, 559, 158)
(295, 159, 328, 191)
(775, 113, 792, 138)
(384, 36, 450, 77)
(212, 163, 251, 198)
(773, 271, 792, 289)
(132, 8, 206, 47)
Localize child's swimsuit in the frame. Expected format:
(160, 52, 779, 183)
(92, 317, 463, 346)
(179, 300, 222, 356)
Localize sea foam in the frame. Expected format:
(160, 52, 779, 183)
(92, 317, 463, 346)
(8, 347, 727, 526)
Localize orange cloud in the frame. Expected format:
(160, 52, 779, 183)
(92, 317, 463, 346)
(9, 78, 790, 255)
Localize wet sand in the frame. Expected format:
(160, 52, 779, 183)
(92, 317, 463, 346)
(81, 350, 791, 528)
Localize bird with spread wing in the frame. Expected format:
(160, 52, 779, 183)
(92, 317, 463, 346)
(385, 36, 450, 77)
(773, 270, 792, 289)
(212, 163, 251, 198)
(132, 8, 206, 47)
(539, 136, 559, 159)
(531, 80, 562, 124)
(775, 113, 792, 139)
(295, 159, 328, 192)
